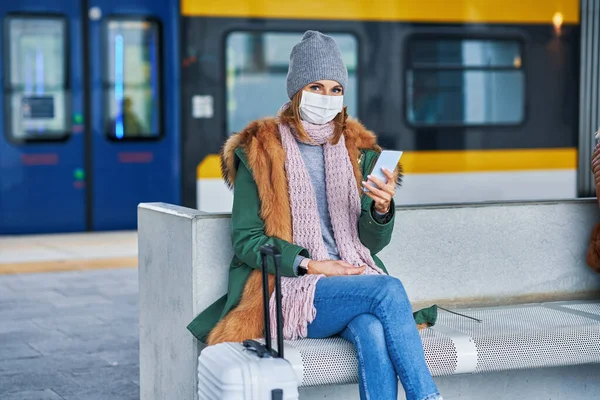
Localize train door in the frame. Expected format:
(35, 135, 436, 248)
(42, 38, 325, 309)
(86, 0, 180, 230)
(0, 0, 86, 234)
(0, 0, 180, 234)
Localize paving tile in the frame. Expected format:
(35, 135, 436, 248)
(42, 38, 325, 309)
(58, 320, 137, 341)
(0, 343, 41, 361)
(1, 389, 64, 400)
(5, 271, 115, 291)
(0, 353, 110, 376)
(0, 371, 78, 395)
(48, 294, 112, 308)
(0, 282, 16, 299)
(28, 334, 138, 356)
(52, 286, 104, 297)
(0, 303, 58, 321)
(33, 305, 139, 328)
(56, 365, 139, 400)
(0, 289, 68, 303)
(0, 275, 24, 286)
(0, 330, 68, 347)
(56, 380, 139, 400)
(88, 283, 135, 293)
(95, 347, 139, 367)
(29, 303, 124, 323)
(0, 320, 43, 335)
(104, 293, 138, 305)
(30, 314, 106, 332)
(95, 310, 138, 324)
(0, 298, 56, 310)
(71, 363, 139, 380)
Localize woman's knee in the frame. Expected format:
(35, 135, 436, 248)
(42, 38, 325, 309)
(346, 314, 387, 350)
(372, 276, 412, 315)
(379, 276, 408, 298)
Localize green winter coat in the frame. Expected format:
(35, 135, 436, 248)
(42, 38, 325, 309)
(187, 145, 437, 342)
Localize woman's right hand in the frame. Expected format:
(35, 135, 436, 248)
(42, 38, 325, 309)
(307, 260, 366, 276)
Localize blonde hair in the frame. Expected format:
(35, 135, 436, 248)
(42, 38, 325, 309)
(278, 90, 348, 145)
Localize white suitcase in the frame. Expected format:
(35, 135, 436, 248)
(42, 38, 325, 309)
(197, 244, 300, 400)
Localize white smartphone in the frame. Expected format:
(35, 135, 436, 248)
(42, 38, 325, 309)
(364, 150, 403, 191)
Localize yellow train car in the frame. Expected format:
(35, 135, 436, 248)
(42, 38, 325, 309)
(180, 0, 595, 212)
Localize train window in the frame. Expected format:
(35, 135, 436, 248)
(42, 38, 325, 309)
(225, 32, 358, 134)
(104, 19, 161, 139)
(4, 16, 69, 141)
(406, 38, 525, 126)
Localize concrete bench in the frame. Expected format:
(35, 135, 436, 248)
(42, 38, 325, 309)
(138, 199, 600, 400)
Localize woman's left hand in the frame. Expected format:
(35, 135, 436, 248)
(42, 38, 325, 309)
(362, 168, 396, 214)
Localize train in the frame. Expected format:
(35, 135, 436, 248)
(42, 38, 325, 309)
(0, 0, 596, 234)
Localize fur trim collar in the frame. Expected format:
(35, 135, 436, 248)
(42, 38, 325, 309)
(220, 117, 393, 188)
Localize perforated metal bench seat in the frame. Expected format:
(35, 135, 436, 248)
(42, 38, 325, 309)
(275, 300, 600, 387)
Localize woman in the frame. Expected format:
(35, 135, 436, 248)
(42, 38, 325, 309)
(188, 31, 441, 400)
(587, 141, 600, 272)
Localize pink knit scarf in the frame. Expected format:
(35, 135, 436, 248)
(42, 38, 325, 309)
(269, 104, 385, 340)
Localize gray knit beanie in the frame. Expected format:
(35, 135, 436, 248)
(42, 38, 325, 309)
(286, 31, 348, 99)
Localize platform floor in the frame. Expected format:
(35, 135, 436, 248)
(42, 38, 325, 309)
(0, 232, 139, 399)
(0, 231, 137, 274)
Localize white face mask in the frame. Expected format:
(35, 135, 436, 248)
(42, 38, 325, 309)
(298, 90, 344, 125)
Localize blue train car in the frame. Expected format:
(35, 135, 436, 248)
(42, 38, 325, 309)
(0, 0, 180, 234)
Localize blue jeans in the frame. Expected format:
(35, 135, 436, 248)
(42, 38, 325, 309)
(307, 275, 441, 400)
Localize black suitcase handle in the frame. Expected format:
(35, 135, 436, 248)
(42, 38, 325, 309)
(243, 244, 285, 359)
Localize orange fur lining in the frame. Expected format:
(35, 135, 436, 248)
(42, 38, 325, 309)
(207, 117, 404, 345)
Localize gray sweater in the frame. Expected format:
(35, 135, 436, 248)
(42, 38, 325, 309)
(293, 142, 389, 272)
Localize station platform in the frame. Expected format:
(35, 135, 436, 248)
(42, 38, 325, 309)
(0, 231, 137, 275)
(0, 231, 140, 400)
